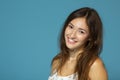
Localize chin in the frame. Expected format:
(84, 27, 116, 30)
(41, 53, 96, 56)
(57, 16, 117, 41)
(67, 46, 78, 50)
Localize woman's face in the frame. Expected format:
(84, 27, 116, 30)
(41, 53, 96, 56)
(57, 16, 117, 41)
(64, 18, 89, 50)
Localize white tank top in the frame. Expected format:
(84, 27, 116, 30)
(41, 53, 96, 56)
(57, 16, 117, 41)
(48, 71, 78, 80)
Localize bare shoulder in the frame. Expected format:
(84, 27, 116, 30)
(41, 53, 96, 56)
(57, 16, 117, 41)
(89, 58, 108, 80)
(51, 59, 59, 73)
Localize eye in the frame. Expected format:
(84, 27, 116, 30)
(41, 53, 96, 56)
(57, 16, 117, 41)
(68, 24, 73, 29)
(79, 30, 85, 34)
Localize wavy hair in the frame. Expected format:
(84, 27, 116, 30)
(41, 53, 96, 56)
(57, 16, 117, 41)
(52, 7, 103, 80)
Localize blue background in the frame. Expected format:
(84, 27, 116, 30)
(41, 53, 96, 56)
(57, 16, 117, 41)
(0, 0, 120, 80)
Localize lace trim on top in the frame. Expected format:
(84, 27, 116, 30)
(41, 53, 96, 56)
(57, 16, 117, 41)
(48, 70, 78, 80)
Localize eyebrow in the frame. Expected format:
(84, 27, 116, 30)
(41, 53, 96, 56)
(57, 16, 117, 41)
(69, 23, 88, 32)
(69, 23, 74, 26)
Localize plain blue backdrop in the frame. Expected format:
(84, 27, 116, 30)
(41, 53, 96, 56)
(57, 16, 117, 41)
(0, 0, 120, 80)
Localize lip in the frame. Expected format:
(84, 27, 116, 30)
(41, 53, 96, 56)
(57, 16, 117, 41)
(66, 37, 77, 44)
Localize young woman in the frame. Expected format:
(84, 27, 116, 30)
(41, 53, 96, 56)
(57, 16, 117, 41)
(48, 7, 108, 80)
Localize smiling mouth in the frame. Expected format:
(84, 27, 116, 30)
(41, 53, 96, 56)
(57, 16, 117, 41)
(67, 37, 77, 44)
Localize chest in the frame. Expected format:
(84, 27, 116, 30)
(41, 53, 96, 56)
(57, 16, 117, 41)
(58, 60, 77, 76)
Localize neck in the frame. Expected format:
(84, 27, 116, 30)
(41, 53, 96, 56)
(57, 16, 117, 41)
(69, 49, 83, 60)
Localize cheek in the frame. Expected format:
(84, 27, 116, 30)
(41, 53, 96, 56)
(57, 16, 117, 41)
(64, 29, 68, 38)
(78, 35, 89, 42)
(64, 28, 69, 36)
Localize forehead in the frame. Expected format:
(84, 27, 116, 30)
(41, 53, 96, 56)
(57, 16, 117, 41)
(70, 18, 88, 30)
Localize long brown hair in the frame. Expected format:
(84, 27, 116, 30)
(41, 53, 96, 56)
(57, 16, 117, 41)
(52, 7, 103, 80)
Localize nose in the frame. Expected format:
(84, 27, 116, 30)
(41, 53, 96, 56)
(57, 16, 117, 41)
(69, 30, 76, 38)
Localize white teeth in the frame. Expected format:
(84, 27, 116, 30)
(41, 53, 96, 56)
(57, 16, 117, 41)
(69, 39, 75, 42)
(68, 38, 76, 44)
